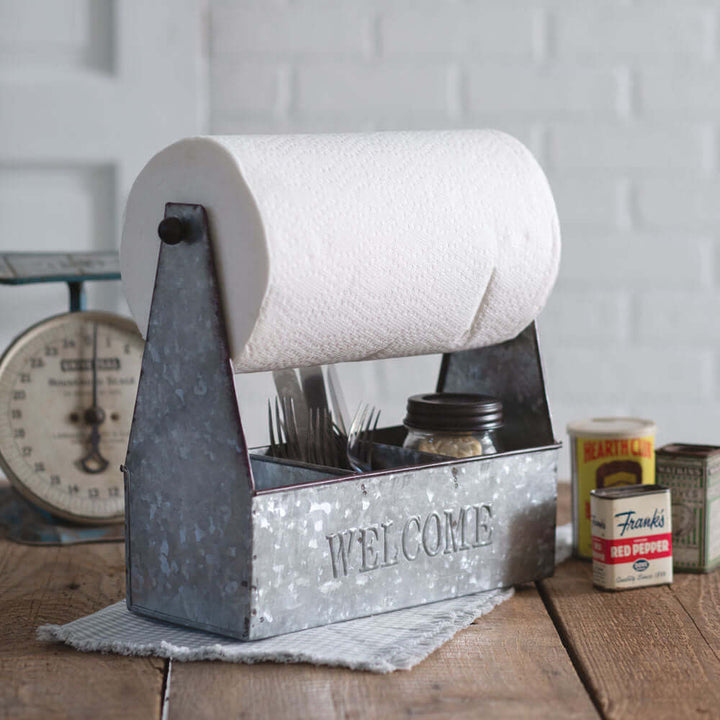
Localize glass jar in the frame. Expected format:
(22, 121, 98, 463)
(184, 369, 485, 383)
(402, 393, 503, 459)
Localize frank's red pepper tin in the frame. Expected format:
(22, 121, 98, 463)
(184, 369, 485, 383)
(590, 485, 672, 591)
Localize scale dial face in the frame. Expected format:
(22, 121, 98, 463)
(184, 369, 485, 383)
(0, 311, 143, 523)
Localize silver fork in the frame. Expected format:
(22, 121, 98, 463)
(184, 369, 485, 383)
(346, 405, 380, 473)
(307, 407, 341, 468)
(269, 401, 343, 468)
(268, 397, 302, 461)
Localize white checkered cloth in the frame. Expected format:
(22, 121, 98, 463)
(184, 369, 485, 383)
(37, 523, 572, 673)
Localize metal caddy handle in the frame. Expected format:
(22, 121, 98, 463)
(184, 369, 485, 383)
(124, 203, 560, 640)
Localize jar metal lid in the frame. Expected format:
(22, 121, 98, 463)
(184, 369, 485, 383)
(566, 417, 656, 439)
(404, 393, 503, 432)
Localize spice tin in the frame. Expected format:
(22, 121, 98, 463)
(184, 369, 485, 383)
(656, 444, 720, 573)
(591, 485, 672, 591)
(567, 417, 656, 559)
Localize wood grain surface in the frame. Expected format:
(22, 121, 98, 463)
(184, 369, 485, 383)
(163, 483, 597, 720)
(540, 560, 720, 720)
(0, 538, 164, 720)
(164, 582, 598, 720)
(4, 481, 720, 720)
(670, 568, 720, 661)
(542, 485, 720, 720)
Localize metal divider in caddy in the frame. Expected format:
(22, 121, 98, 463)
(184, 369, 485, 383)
(123, 202, 560, 641)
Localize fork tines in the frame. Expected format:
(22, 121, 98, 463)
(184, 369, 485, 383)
(268, 399, 345, 468)
(347, 404, 380, 473)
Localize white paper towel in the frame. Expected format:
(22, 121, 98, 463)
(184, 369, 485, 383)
(121, 130, 560, 373)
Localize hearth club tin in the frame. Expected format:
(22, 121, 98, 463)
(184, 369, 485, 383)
(591, 485, 672, 590)
(567, 417, 656, 559)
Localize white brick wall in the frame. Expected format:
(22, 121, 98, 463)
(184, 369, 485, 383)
(209, 0, 720, 472)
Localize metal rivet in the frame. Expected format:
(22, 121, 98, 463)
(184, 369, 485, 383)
(157, 217, 186, 245)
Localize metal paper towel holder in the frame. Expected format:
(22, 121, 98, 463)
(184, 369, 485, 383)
(123, 202, 560, 641)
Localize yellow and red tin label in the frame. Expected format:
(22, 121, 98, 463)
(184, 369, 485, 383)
(567, 417, 656, 559)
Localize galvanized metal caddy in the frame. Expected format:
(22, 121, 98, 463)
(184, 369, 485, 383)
(124, 203, 560, 640)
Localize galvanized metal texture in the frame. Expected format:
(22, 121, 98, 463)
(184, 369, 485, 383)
(249, 446, 557, 639)
(251, 453, 351, 492)
(437, 323, 556, 451)
(124, 203, 256, 637)
(125, 202, 559, 640)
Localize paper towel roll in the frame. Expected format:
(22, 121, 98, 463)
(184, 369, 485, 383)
(121, 130, 560, 373)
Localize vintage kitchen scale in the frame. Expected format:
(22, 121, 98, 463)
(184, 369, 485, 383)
(0, 252, 143, 544)
(123, 202, 560, 640)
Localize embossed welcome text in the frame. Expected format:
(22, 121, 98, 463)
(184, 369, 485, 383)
(325, 504, 493, 579)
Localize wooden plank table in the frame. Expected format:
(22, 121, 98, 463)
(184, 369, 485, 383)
(2, 483, 719, 720)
